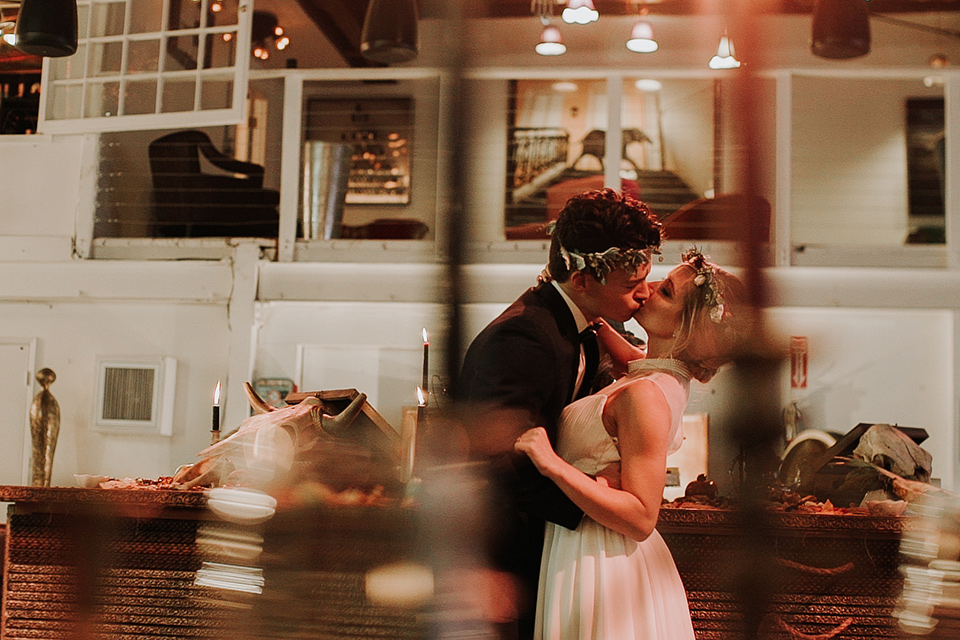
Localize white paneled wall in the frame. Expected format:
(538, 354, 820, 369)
(0, 299, 230, 483)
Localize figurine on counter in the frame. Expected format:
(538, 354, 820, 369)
(30, 368, 60, 487)
(514, 248, 749, 640)
(458, 188, 663, 640)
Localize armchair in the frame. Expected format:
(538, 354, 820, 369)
(148, 130, 280, 237)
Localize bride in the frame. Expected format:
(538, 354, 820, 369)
(514, 248, 748, 640)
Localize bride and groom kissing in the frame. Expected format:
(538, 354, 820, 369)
(457, 188, 748, 640)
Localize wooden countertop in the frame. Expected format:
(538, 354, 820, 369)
(0, 484, 208, 509)
(657, 504, 906, 537)
(0, 485, 908, 537)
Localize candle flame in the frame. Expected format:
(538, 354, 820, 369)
(422, 328, 429, 344)
(214, 380, 221, 405)
(416, 386, 425, 406)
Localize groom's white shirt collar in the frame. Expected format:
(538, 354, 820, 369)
(551, 281, 590, 334)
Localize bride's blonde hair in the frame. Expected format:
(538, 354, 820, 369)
(669, 250, 748, 383)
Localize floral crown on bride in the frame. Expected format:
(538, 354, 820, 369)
(681, 247, 726, 324)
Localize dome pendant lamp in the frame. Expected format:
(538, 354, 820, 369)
(536, 24, 566, 56)
(360, 0, 420, 64)
(14, 0, 78, 57)
(811, 0, 870, 60)
(626, 19, 658, 53)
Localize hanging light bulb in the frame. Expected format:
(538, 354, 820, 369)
(250, 11, 293, 61)
(1, 13, 15, 47)
(562, 0, 598, 25)
(1, 8, 15, 46)
(635, 78, 662, 92)
(924, 53, 948, 87)
(626, 19, 658, 53)
(536, 24, 566, 56)
(708, 32, 741, 69)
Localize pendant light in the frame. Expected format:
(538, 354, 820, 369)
(562, 0, 598, 25)
(708, 32, 741, 69)
(14, 0, 78, 57)
(360, 0, 419, 64)
(536, 24, 566, 56)
(626, 19, 658, 53)
(811, 0, 870, 60)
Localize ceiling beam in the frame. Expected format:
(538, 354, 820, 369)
(294, 0, 384, 68)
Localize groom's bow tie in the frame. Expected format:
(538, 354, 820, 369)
(575, 324, 601, 400)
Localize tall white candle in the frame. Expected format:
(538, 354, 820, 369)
(399, 404, 419, 484)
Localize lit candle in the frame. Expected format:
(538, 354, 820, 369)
(421, 328, 430, 403)
(211, 381, 221, 444)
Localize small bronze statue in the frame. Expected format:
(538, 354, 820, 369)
(30, 368, 60, 487)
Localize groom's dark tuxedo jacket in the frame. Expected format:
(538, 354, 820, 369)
(458, 281, 594, 633)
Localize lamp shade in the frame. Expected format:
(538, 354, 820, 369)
(811, 0, 870, 60)
(536, 25, 566, 56)
(360, 0, 419, 64)
(14, 0, 78, 57)
(708, 34, 741, 69)
(626, 20, 658, 53)
(562, 0, 598, 25)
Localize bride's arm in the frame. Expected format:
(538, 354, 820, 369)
(514, 381, 670, 541)
(595, 319, 645, 375)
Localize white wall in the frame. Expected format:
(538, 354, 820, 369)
(767, 308, 954, 489)
(0, 299, 230, 484)
(0, 136, 84, 241)
(791, 77, 943, 246)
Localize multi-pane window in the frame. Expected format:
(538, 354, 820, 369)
(39, 0, 250, 134)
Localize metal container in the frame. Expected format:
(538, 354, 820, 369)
(302, 141, 351, 240)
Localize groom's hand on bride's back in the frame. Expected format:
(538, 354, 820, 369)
(596, 462, 622, 489)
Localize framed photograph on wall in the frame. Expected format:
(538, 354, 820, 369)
(304, 97, 413, 205)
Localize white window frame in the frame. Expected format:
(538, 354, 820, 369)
(38, 0, 252, 135)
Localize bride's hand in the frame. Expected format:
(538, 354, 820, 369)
(514, 427, 563, 478)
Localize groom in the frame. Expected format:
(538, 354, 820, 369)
(458, 188, 663, 639)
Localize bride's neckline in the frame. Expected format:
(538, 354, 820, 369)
(628, 358, 692, 382)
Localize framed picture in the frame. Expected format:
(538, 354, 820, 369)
(253, 377, 296, 408)
(906, 97, 945, 243)
(304, 97, 413, 205)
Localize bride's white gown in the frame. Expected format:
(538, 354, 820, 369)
(535, 368, 696, 640)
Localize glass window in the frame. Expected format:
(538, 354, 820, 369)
(298, 78, 439, 241)
(39, 0, 250, 134)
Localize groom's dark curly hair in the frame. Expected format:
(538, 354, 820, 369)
(548, 188, 663, 283)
